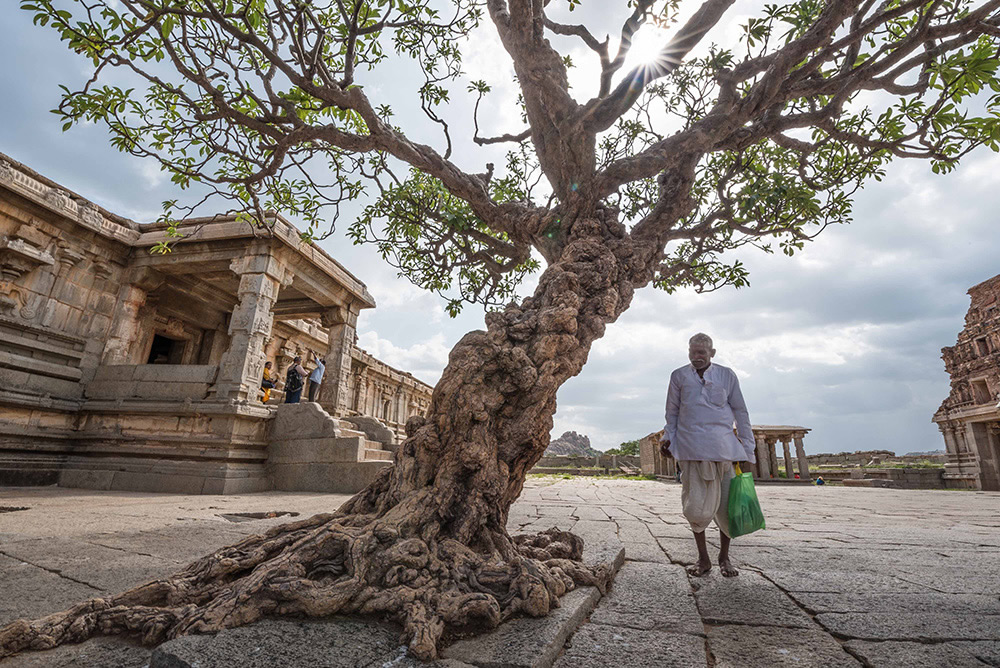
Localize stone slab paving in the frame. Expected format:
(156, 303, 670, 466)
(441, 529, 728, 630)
(2, 478, 1000, 667)
(844, 640, 996, 667)
(587, 562, 701, 634)
(152, 618, 477, 668)
(512, 477, 1000, 667)
(441, 587, 601, 668)
(708, 626, 860, 667)
(691, 571, 814, 628)
(0, 637, 151, 668)
(552, 625, 707, 668)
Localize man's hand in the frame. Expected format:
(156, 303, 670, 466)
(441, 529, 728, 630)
(659, 440, 673, 459)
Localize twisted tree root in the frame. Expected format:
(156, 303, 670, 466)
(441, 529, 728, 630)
(0, 516, 608, 662)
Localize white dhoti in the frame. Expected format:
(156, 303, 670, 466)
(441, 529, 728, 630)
(681, 461, 734, 537)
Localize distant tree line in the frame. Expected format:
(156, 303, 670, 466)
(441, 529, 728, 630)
(605, 440, 641, 457)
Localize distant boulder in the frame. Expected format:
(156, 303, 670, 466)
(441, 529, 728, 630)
(545, 431, 600, 457)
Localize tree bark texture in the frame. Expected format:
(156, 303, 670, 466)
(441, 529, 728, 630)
(0, 209, 651, 661)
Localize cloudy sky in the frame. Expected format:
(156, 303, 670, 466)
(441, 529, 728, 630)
(2, 2, 997, 455)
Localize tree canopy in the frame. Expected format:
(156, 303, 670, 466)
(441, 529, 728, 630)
(606, 439, 641, 456)
(20, 0, 1000, 314)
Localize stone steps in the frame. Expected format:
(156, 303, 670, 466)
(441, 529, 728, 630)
(363, 448, 393, 462)
(267, 403, 396, 493)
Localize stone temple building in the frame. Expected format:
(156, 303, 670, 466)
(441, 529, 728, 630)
(933, 273, 1000, 491)
(0, 153, 431, 494)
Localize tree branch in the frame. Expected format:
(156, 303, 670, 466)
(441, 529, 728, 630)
(582, 0, 737, 133)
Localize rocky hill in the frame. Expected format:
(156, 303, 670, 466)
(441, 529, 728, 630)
(544, 431, 600, 457)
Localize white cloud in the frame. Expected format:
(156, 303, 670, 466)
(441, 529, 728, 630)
(139, 160, 167, 188)
(355, 331, 450, 386)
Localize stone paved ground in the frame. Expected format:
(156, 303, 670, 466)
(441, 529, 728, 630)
(1, 478, 999, 667)
(513, 477, 1000, 668)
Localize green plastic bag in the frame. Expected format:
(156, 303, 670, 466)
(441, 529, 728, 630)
(727, 464, 765, 538)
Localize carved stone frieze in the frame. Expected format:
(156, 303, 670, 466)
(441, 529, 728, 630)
(321, 305, 350, 328)
(0, 235, 55, 282)
(56, 244, 86, 271)
(0, 159, 14, 183)
(45, 187, 73, 212)
(0, 281, 42, 321)
(93, 261, 114, 280)
(0, 285, 20, 315)
(164, 317, 186, 339)
(79, 202, 104, 228)
(937, 273, 1000, 415)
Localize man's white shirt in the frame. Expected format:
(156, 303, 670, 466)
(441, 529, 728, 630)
(661, 363, 756, 463)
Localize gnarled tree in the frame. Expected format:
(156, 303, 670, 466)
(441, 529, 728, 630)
(4, 0, 1000, 660)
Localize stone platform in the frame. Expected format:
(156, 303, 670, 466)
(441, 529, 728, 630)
(1, 478, 999, 667)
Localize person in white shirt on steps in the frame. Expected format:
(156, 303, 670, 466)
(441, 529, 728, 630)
(307, 358, 326, 403)
(660, 333, 756, 577)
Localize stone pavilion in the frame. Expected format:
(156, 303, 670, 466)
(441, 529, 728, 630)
(639, 425, 812, 481)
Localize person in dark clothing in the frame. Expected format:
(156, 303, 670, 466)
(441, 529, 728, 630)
(283, 356, 307, 404)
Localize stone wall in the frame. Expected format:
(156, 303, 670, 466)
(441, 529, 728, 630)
(345, 348, 432, 442)
(0, 155, 137, 487)
(86, 364, 218, 401)
(535, 455, 641, 469)
(775, 450, 947, 468)
(840, 467, 945, 490)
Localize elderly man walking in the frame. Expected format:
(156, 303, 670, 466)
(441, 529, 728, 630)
(660, 333, 756, 577)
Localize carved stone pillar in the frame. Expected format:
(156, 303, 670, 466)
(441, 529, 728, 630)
(782, 437, 794, 479)
(756, 434, 772, 479)
(210, 248, 289, 403)
(794, 433, 810, 480)
(963, 422, 981, 458)
(318, 303, 359, 416)
(352, 369, 367, 413)
(939, 424, 956, 455)
(275, 344, 294, 378)
(766, 437, 779, 480)
(102, 267, 164, 365)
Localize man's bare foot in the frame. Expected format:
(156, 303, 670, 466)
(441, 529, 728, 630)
(719, 558, 739, 577)
(687, 559, 712, 577)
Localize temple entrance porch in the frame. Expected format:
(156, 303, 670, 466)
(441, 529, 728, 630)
(0, 155, 432, 494)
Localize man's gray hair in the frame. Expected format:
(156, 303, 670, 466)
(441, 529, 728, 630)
(689, 333, 714, 348)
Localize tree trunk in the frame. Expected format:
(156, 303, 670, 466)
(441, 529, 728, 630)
(0, 209, 649, 661)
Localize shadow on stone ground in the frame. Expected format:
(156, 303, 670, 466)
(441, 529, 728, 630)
(1, 479, 999, 667)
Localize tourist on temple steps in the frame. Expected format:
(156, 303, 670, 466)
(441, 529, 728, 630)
(260, 361, 275, 404)
(307, 357, 326, 403)
(659, 333, 756, 578)
(283, 356, 307, 404)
